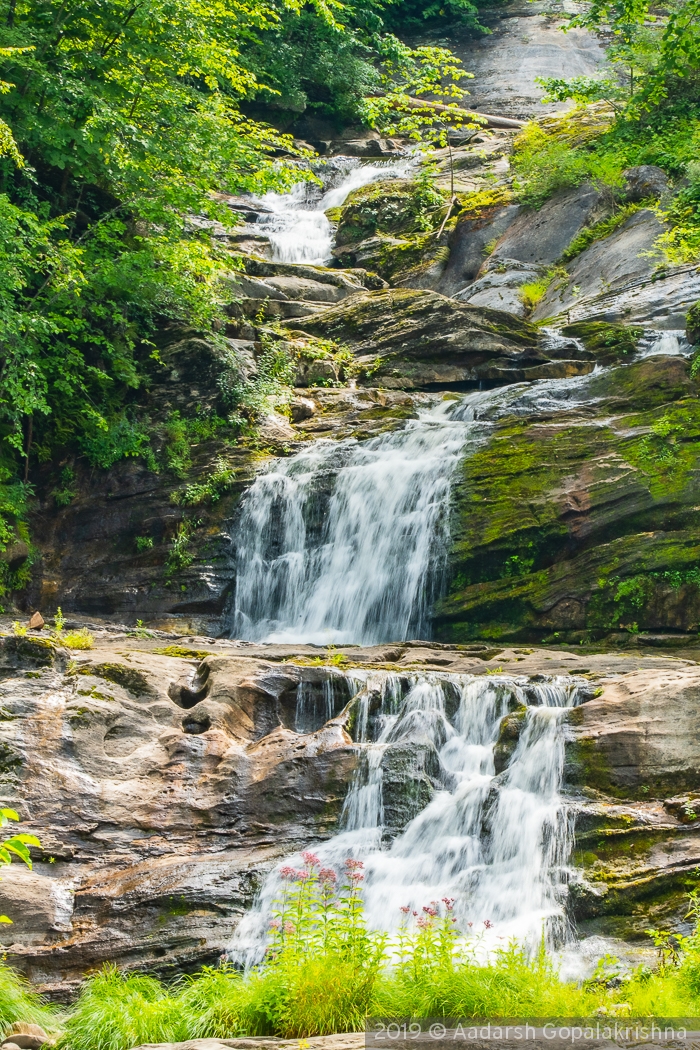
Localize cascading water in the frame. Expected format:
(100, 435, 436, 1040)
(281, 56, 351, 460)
(252, 156, 415, 265)
(230, 669, 586, 964)
(230, 399, 477, 644)
(229, 368, 607, 645)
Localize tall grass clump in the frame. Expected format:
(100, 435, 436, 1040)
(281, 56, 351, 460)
(0, 960, 57, 1032)
(57, 967, 181, 1050)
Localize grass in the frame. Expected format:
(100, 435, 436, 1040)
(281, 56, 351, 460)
(0, 961, 58, 1034)
(27, 868, 700, 1050)
(62, 628, 94, 650)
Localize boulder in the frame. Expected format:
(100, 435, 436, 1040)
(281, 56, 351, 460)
(290, 396, 317, 422)
(489, 185, 605, 268)
(454, 259, 542, 318)
(532, 209, 667, 324)
(438, 204, 521, 296)
(2, 1024, 51, 1050)
(27, 611, 44, 630)
(623, 165, 670, 202)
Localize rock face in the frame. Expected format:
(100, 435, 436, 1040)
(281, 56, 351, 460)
(3, 627, 700, 988)
(436, 355, 700, 642)
(301, 288, 595, 388)
(566, 666, 700, 938)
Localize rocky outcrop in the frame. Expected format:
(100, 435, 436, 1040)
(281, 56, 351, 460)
(3, 626, 699, 986)
(435, 354, 700, 642)
(300, 288, 595, 388)
(565, 667, 700, 938)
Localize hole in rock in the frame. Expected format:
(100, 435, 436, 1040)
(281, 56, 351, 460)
(182, 713, 211, 734)
(168, 662, 210, 709)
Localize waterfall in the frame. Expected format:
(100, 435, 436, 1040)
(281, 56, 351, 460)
(229, 670, 585, 964)
(638, 329, 692, 358)
(229, 369, 602, 646)
(252, 156, 415, 265)
(230, 399, 477, 645)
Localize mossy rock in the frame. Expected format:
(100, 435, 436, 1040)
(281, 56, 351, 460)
(335, 180, 442, 246)
(78, 662, 155, 697)
(561, 321, 643, 363)
(493, 705, 527, 773)
(434, 355, 700, 642)
(0, 634, 58, 668)
(687, 301, 700, 346)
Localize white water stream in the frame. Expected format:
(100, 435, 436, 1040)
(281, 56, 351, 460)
(230, 669, 586, 963)
(229, 372, 605, 645)
(252, 156, 414, 265)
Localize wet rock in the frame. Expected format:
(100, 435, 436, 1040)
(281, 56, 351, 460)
(255, 412, 297, 444)
(494, 706, 527, 773)
(0, 647, 359, 992)
(300, 287, 591, 389)
(290, 396, 317, 422)
(566, 668, 700, 798)
(435, 354, 700, 642)
(623, 165, 670, 203)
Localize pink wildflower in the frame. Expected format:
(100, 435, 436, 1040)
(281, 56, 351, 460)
(319, 867, 337, 884)
(296, 869, 310, 881)
(442, 897, 455, 911)
(279, 865, 297, 879)
(344, 857, 364, 870)
(483, 919, 493, 929)
(467, 922, 473, 928)
(422, 906, 438, 917)
(301, 851, 320, 867)
(416, 917, 428, 929)
(283, 921, 295, 934)
(400, 906, 411, 914)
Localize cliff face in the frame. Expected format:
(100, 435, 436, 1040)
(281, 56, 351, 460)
(3, 630, 700, 992)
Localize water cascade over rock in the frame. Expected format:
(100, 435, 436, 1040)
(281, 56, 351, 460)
(231, 669, 591, 963)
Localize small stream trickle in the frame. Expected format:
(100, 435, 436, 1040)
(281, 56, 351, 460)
(230, 669, 587, 965)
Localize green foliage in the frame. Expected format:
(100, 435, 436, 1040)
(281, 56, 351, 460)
(62, 628, 95, 650)
(51, 466, 77, 507)
(174, 462, 236, 507)
(518, 275, 553, 313)
(360, 39, 477, 147)
(0, 808, 41, 924)
(561, 203, 646, 261)
(58, 967, 182, 1050)
(82, 417, 157, 473)
(0, 960, 57, 1031)
(219, 340, 296, 423)
(161, 411, 229, 478)
(135, 536, 154, 552)
(165, 519, 198, 578)
(511, 119, 626, 208)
